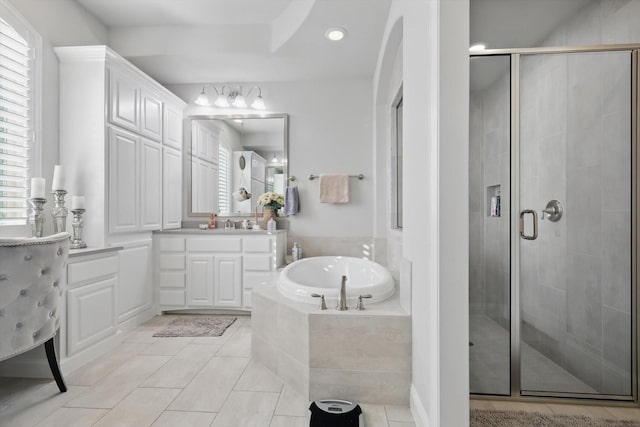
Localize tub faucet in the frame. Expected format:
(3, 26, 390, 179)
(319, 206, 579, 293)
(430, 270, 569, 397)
(337, 275, 348, 311)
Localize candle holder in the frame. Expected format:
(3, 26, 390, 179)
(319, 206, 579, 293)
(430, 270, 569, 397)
(51, 190, 68, 233)
(28, 198, 47, 238)
(70, 209, 87, 249)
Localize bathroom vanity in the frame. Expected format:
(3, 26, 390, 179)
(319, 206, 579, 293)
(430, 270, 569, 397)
(154, 230, 286, 311)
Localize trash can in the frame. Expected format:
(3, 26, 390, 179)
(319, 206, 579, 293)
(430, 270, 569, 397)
(309, 400, 362, 426)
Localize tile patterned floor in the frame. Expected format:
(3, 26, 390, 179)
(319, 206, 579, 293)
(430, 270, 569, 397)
(0, 314, 416, 427)
(470, 315, 595, 394)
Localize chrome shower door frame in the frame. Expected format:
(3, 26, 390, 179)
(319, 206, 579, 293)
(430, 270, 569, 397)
(471, 45, 639, 402)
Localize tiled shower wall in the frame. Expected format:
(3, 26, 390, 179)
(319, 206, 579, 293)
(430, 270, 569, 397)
(470, 0, 637, 395)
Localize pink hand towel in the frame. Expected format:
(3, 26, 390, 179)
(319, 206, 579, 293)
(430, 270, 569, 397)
(319, 174, 349, 203)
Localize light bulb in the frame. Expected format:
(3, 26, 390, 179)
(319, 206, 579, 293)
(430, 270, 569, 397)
(195, 87, 210, 106)
(251, 95, 265, 110)
(214, 94, 230, 108)
(325, 27, 347, 41)
(232, 94, 247, 108)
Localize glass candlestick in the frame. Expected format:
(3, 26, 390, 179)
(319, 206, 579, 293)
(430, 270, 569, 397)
(51, 190, 68, 233)
(28, 197, 47, 238)
(70, 209, 87, 249)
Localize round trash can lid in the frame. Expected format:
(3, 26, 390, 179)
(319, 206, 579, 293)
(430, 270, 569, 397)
(314, 400, 359, 414)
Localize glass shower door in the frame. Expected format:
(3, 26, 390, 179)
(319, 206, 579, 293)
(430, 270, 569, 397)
(518, 51, 633, 396)
(469, 55, 512, 395)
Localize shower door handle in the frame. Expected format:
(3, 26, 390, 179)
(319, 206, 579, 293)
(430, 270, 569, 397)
(519, 209, 538, 240)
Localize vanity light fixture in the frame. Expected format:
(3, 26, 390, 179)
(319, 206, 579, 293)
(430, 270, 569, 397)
(195, 84, 267, 110)
(469, 43, 487, 52)
(325, 27, 347, 41)
(272, 153, 278, 163)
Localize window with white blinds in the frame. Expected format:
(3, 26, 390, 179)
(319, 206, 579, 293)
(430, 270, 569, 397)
(0, 16, 32, 225)
(218, 143, 231, 213)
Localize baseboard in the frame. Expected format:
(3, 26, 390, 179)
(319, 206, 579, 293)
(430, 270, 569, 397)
(0, 307, 156, 379)
(410, 384, 430, 427)
(118, 306, 156, 333)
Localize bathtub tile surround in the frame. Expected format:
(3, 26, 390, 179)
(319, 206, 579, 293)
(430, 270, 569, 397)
(286, 235, 385, 264)
(252, 286, 411, 405)
(0, 314, 416, 426)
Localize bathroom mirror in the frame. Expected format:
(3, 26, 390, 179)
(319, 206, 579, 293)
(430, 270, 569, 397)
(188, 113, 288, 217)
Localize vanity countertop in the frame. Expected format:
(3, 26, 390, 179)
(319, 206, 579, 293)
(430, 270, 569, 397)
(154, 229, 286, 235)
(69, 246, 123, 258)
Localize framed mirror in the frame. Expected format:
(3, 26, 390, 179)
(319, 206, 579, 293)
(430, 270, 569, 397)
(188, 113, 288, 217)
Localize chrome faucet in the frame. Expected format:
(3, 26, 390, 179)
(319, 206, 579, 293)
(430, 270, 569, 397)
(336, 275, 348, 311)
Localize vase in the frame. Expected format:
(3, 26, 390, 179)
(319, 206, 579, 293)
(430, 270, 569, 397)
(262, 207, 277, 229)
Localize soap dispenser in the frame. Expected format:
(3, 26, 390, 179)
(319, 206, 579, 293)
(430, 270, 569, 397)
(292, 242, 300, 261)
(267, 217, 276, 231)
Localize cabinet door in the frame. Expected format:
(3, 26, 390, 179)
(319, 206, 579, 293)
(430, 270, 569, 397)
(140, 138, 162, 230)
(118, 243, 153, 322)
(207, 162, 219, 212)
(164, 103, 183, 149)
(67, 277, 117, 355)
(207, 129, 219, 164)
(214, 254, 242, 308)
(109, 68, 139, 133)
(187, 254, 214, 307)
(109, 127, 139, 234)
(196, 160, 208, 213)
(251, 156, 265, 182)
(140, 89, 163, 142)
(196, 125, 209, 160)
(163, 146, 182, 229)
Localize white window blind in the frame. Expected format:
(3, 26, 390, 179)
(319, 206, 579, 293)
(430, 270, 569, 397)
(0, 17, 31, 225)
(218, 143, 231, 213)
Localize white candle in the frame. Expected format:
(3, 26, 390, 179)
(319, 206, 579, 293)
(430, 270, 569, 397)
(51, 165, 65, 190)
(30, 177, 45, 199)
(71, 196, 85, 210)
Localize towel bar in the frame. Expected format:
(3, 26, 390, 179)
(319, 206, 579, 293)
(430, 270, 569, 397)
(308, 174, 364, 181)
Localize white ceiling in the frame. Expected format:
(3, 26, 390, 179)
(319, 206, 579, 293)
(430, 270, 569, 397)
(75, 0, 391, 84)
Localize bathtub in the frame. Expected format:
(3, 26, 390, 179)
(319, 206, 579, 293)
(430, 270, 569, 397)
(277, 256, 394, 305)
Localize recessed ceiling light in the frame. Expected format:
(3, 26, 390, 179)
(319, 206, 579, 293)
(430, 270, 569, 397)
(469, 43, 487, 52)
(325, 27, 347, 41)
(233, 119, 243, 123)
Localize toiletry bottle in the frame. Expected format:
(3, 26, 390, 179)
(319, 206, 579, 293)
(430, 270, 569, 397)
(208, 213, 216, 229)
(292, 242, 300, 261)
(267, 217, 276, 231)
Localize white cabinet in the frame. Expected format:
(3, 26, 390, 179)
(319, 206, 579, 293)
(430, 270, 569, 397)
(193, 158, 218, 213)
(140, 139, 162, 230)
(157, 232, 285, 311)
(118, 242, 153, 322)
(140, 88, 163, 142)
(108, 127, 139, 234)
(163, 146, 182, 229)
(214, 255, 242, 307)
(109, 67, 139, 133)
(65, 253, 119, 357)
(193, 121, 220, 164)
(108, 127, 162, 233)
(187, 254, 214, 307)
(56, 45, 186, 246)
(164, 102, 183, 150)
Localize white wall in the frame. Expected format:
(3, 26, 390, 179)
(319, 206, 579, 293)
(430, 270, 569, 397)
(374, 0, 469, 426)
(167, 79, 374, 240)
(0, 0, 107, 237)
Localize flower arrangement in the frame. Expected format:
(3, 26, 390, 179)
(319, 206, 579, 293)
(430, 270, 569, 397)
(257, 192, 284, 210)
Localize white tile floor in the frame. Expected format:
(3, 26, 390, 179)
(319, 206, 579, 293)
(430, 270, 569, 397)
(0, 314, 416, 427)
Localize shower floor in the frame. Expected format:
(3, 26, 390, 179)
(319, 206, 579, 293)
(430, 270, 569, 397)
(470, 315, 596, 395)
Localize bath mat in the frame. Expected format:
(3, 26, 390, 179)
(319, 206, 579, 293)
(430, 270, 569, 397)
(153, 316, 237, 337)
(471, 409, 640, 427)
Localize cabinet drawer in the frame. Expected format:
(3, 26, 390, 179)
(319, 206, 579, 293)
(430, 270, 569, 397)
(187, 238, 241, 252)
(159, 237, 185, 252)
(159, 254, 185, 270)
(243, 254, 272, 272)
(243, 237, 272, 253)
(68, 255, 118, 285)
(160, 271, 185, 288)
(160, 290, 185, 306)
